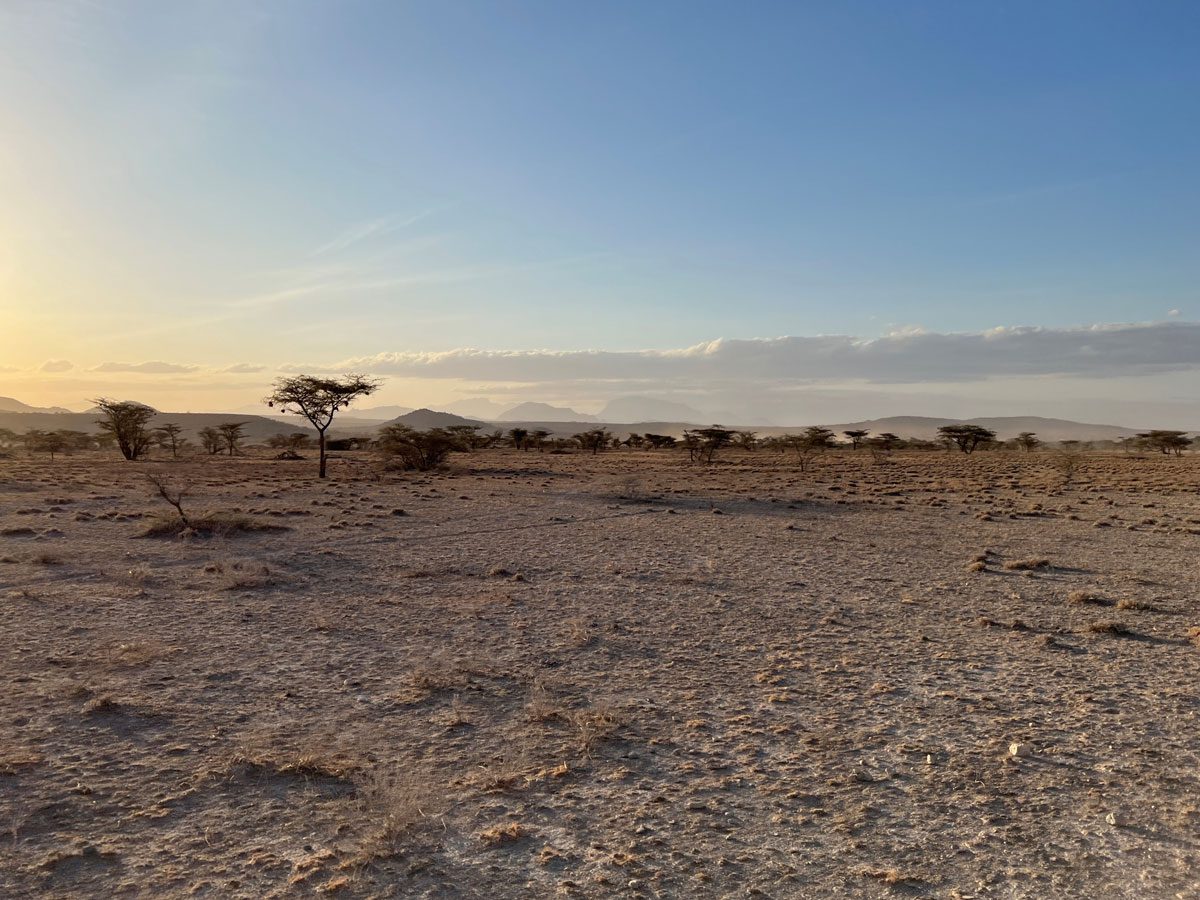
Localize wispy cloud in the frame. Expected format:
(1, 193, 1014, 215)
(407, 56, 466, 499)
(312, 207, 447, 256)
(40, 359, 74, 372)
(220, 362, 267, 373)
(93, 360, 199, 374)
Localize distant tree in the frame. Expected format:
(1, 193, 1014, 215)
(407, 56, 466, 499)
(265, 374, 382, 478)
(1137, 430, 1191, 456)
(198, 427, 223, 455)
(874, 433, 901, 452)
(528, 429, 551, 452)
(32, 430, 70, 459)
(22, 429, 47, 452)
(735, 430, 758, 451)
(154, 423, 187, 458)
(507, 428, 529, 451)
(683, 427, 736, 464)
(0, 427, 17, 449)
(377, 425, 463, 471)
(843, 429, 869, 450)
(575, 428, 612, 455)
(643, 433, 677, 450)
(447, 425, 487, 451)
(93, 398, 156, 460)
(783, 426, 836, 472)
(937, 424, 997, 454)
(1014, 431, 1041, 453)
(267, 432, 312, 451)
(217, 422, 248, 457)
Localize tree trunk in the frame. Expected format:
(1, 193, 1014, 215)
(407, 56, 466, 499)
(319, 431, 328, 478)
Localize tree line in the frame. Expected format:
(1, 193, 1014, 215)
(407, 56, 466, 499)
(4, 375, 1196, 476)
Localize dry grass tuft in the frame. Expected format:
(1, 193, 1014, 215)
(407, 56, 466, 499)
(479, 822, 530, 847)
(1116, 598, 1156, 612)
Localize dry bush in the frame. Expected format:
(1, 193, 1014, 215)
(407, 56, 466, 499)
(1116, 598, 1156, 611)
(1087, 621, 1131, 636)
(355, 769, 444, 859)
(1067, 590, 1107, 605)
(143, 513, 286, 538)
(143, 471, 286, 538)
(1003, 558, 1051, 571)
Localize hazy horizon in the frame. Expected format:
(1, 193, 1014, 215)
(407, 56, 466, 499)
(4, 2, 1199, 426)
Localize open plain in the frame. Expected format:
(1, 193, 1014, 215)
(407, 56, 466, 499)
(3, 447, 1200, 898)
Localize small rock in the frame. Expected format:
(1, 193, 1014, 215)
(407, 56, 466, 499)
(1105, 811, 1126, 827)
(1008, 742, 1029, 758)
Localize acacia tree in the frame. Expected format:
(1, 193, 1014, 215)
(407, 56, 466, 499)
(267, 432, 312, 451)
(198, 427, 223, 455)
(683, 427, 736, 464)
(377, 425, 464, 470)
(507, 428, 529, 451)
(154, 423, 186, 458)
(937, 424, 997, 454)
(735, 431, 758, 451)
(265, 374, 381, 478)
(843, 429, 869, 450)
(575, 428, 612, 455)
(32, 430, 71, 459)
(217, 422, 248, 457)
(1137, 430, 1191, 456)
(94, 398, 156, 460)
(1014, 431, 1041, 453)
(784, 426, 836, 472)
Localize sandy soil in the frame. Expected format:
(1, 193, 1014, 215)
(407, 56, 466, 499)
(3, 447, 1200, 898)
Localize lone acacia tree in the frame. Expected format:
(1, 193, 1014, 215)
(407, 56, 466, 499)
(94, 398, 156, 460)
(843, 429, 869, 450)
(266, 374, 381, 477)
(937, 424, 997, 454)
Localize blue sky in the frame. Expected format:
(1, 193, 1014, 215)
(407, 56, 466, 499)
(2, 1, 1199, 420)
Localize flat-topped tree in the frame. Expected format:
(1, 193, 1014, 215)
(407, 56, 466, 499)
(266, 374, 381, 478)
(843, 429, 869, 450)
(937, 424, 997, 454)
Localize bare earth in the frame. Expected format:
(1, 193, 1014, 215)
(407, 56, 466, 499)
(3, 449, 1200, 898)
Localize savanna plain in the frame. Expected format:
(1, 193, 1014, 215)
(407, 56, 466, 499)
(3, 447, 1200, 899)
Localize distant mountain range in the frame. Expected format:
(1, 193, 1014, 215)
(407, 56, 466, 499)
(0, 396, 72, 415)
(595, 396, 708, 424)
(497, 402, 597, 422)
(0, 409, 312, 442)
(383, 408, 490, 430)
(0, 395, 1174, 443)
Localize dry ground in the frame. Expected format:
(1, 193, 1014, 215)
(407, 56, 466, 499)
(3, 447, 1200, 898)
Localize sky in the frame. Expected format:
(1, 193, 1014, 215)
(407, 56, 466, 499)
(1, 0, 1199, 424)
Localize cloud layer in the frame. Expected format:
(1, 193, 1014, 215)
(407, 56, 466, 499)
(288, 322, 1200, 384)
